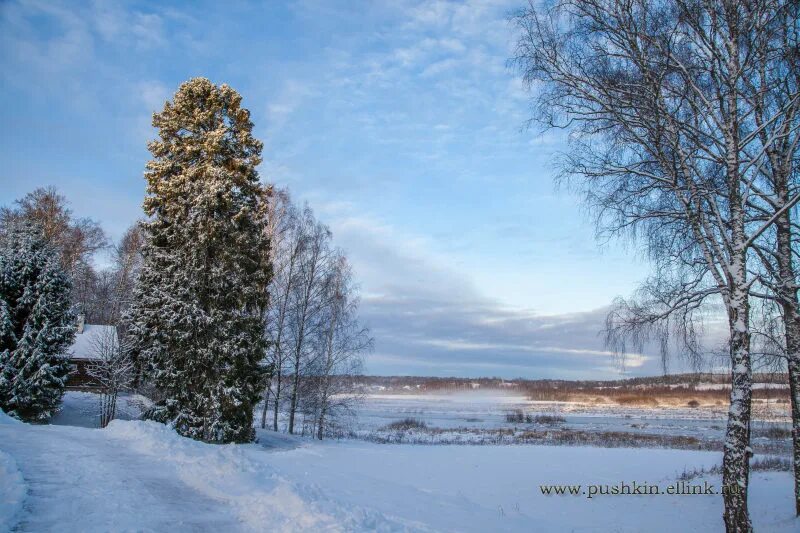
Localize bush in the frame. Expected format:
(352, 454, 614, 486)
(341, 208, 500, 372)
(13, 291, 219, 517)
(533, 414, 566, 425)
(678, 456, 790, 481)
(677, 464, 724, 481)
(385, 418, 427, 431)
(755, 426, 791, 440)
(687, 400, 700, 408)
(751, 456, 792, 472)
(615, 395, 659, 406)
(505, 409, 526, 423)
(505, 410, 566, 425)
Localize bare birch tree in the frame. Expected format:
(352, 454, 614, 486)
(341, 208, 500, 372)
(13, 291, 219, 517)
(259, 189, 303, 430)
(737, 7, 800, 511)
(512, 1, 797, 529)
(0, 186, 107, 277)
(309, 253, 371, 440)
(87, 327, 135, 428)
(109, 223, 145, 324)
(286, 206, 333, 434)
(257, 192, 371, 437)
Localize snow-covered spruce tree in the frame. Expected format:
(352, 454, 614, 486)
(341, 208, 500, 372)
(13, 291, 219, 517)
(0, 187, 107, 320)
(127, 78, 271, 443)
(0, 223, 75, 421)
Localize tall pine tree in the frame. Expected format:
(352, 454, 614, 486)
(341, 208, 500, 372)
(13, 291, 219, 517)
(0, 223, 76, 421)
(127, 77, 271, 443)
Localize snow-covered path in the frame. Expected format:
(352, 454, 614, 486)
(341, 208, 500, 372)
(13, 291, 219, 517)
(0, 415, 411, 532)
(1, 422, 242, 532)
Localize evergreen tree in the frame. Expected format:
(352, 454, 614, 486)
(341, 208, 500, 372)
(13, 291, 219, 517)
(127, 77, 271, 443)
(0, 223, 76, 421)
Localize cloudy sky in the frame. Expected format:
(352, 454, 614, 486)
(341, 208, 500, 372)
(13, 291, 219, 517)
(0, 0, 685, 379)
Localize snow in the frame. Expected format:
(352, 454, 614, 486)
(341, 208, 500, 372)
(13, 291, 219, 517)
(49, 391, 150, 428)
(102, 420, 399, 531)
(265, 441, 798, 532)
(64, 324, 117, 360)
(0, 410, 21, 425)
(0, 417, 409, 532)
(1, 412, 798, 531)
(352, 392, 789, 447)
(0, 449, 24, 531)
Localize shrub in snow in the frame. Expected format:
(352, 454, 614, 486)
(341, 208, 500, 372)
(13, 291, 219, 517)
(385, 418, 427, 431)
(533, 414, 566, 425)
(505, 410, 525, 424)
(502, 410, 567, 425)
(0, 223, 75, 421)
(126, 78, 271, 443)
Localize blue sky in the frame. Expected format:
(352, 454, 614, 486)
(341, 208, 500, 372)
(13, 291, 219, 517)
(0, 0, 682, 379)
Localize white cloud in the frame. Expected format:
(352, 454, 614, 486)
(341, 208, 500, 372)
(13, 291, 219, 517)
(264, 79, 317, 136)
(137, 81, 169, 113)
(307, 203, 665, 378)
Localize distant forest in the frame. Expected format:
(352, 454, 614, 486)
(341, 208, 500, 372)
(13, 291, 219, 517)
(355, 374, 790, 405)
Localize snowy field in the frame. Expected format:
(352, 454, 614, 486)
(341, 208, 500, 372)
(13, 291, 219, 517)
(352, 392, 791, 451)
(0, 391, 797, 531)
(43, 390, 794, 454)
(1, 408, 798, 532)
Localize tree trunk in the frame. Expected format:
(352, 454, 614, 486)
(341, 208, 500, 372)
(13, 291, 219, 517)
(100, 390, 118, 429)
(788, 356, 800, 516)
(774, 187, 800, 516)
(778, 289, 800, 518)
(722, 292, 753, 533)
(288, 353, 301, 434)
(317, 303, 337, 441)
(260, 383, 271, 429)
(272, 371, 281, 432)
(317, 374, 331, 441)
(287, 248, 316, 435)
(110, 392, 117, 427)
(317, 400, 327, 440)
(287, 284, 311, 435)
(269, 253, 295, 433)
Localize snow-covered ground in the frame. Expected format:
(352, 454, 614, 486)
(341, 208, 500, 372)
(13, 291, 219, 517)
(48, 391, 151, 428)
(52, 391, 791, 449)
(0, 413, 25, 532)
(1, 407, 798, 532)
(1, 391, 796, 531)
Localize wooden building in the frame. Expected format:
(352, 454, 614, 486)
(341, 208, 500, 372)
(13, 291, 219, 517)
(65, 317, 117, 390)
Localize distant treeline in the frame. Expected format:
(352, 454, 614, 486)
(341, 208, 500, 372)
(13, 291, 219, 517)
(354, 374, 791, 405)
